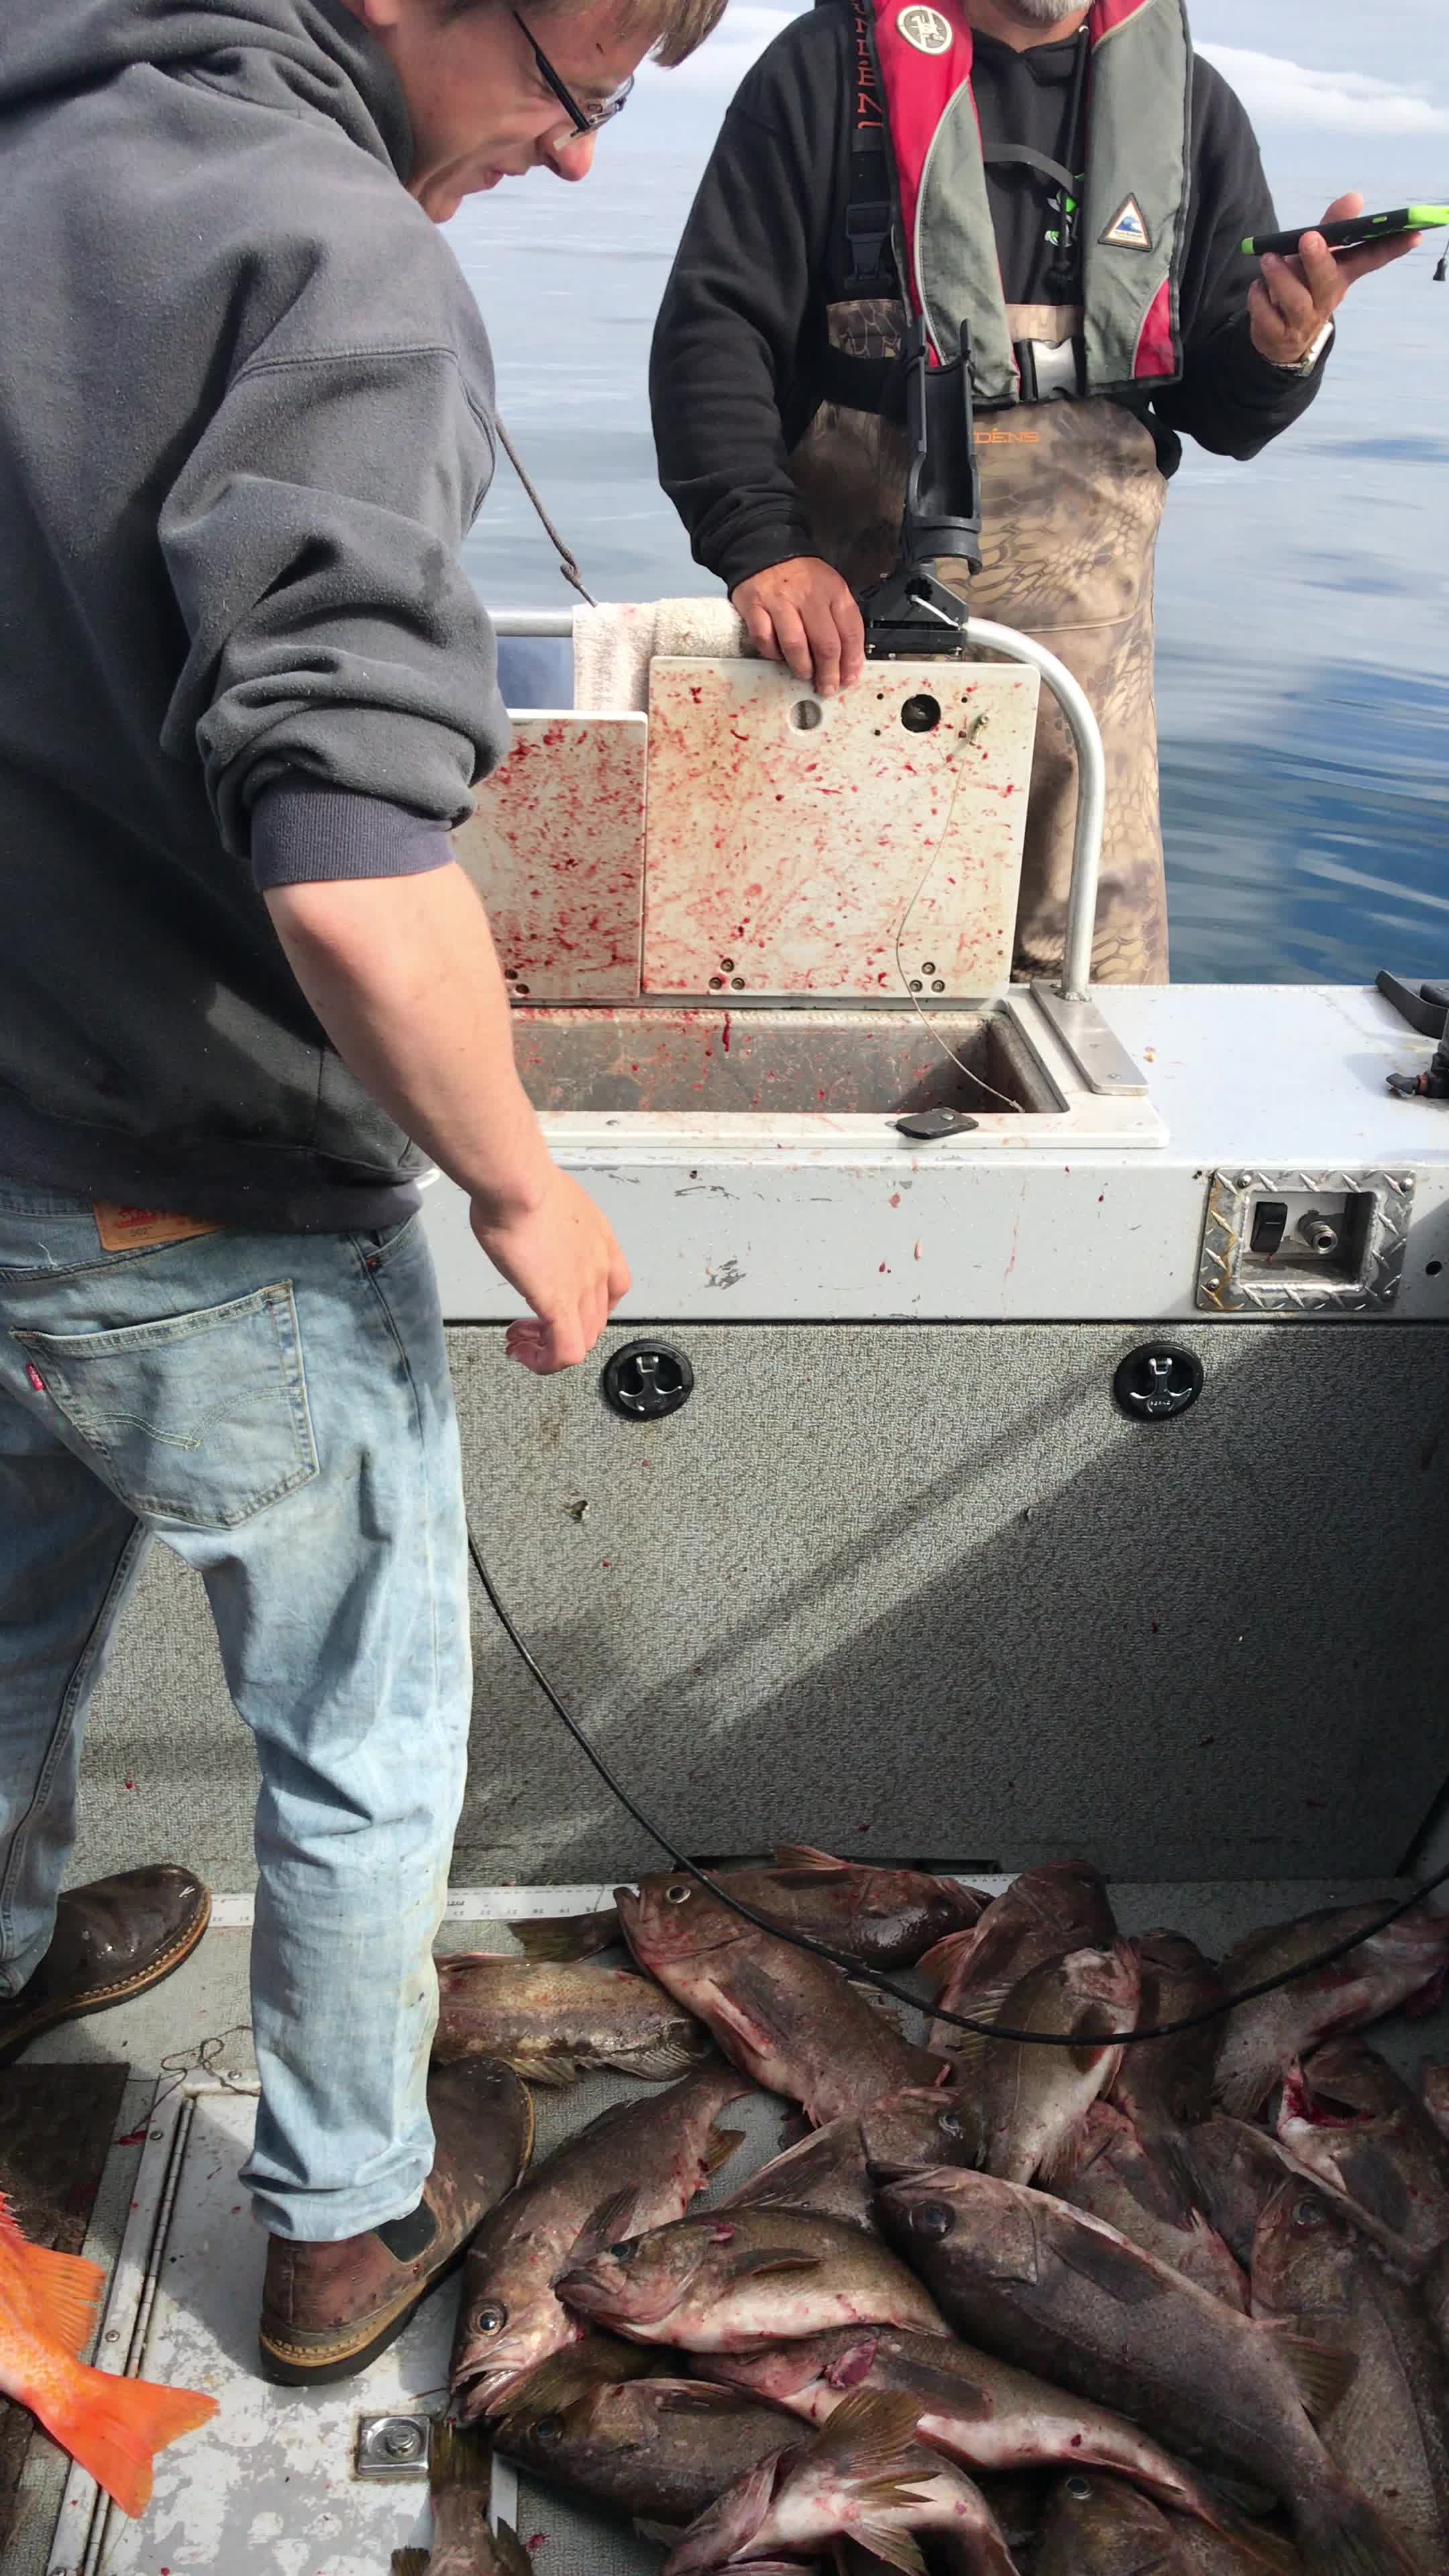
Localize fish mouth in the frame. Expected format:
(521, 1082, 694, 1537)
(452, 2362, 522, 2422)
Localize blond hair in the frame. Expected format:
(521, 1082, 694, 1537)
(445, 0, 727, 68)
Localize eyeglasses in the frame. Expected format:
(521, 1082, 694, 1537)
(511, 10, 634, 139)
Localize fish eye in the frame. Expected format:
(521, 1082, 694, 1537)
(936, 2110, 965, 2139)
(665, 1884, 692, 1905)
(472, 2301, 508, 2336)
(608, 2240, 638, 2262)
(1295, 2195, 1325, 2228)
(533, 2414, 564, 2445)
(1065, 2475, 1093, 2502)
(911, 2201, 955, 2241)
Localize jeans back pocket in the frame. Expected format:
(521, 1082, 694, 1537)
(13, 1283, 319, 1528)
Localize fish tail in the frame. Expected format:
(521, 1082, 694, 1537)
(392, 2553, 430, 2573)
(40, 2359, 217, 2519)
(430, 2418, 493, 2496)
(1297, 2477, 1421, 2576)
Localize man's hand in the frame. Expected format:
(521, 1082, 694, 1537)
(1249, 191, 1419, 367)
(266, 864, 629, 1377)
(732, 557, 866, 697)
(474, 1169, 631, 1377)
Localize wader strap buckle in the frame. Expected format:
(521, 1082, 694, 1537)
(1015, 335, 1086, 402)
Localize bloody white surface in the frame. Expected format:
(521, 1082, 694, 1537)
(641, 659, 1039, 998)
(453, 712, 647, 1002)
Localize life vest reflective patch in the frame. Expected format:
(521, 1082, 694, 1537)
(896, 5, 952, 55)
(1102, 195, 1153, 252)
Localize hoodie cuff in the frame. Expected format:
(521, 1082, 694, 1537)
(250, 780, 455, 892)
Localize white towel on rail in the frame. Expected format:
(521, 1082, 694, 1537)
(572, 597, 751, 712)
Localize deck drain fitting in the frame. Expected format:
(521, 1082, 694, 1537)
(356, 2414, 432, 2478)
(789, 698, 824, 732)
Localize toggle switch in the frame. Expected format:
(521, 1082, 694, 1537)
(1249, 1199, 1289, 1256)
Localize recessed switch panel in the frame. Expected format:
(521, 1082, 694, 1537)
(1198, 1169, 1415, 1314)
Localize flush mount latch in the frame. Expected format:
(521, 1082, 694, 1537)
(1197, 1169, 1414, 1314)
(355, 2414, 432, 2478)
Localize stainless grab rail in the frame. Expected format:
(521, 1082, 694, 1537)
(490, 608, 1106, 1002)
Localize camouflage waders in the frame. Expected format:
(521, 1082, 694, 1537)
(790, 351, 1170, 984)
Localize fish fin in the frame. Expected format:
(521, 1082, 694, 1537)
(567, 2183, 639, 2267)
(806, 2389, 926, 2481)
(487, 2346, 599, 2424)
(849, 1980, 905, 2029)
(1038, 2114, 1098, 2190)
(1298, 2479, 1421, 2576)
(391, 2551, 429, 2574)
(494, 2524, 535, 2576)
(1054, 2224, 1169, 2307)
(936, 1981, 1014, 2072)
(429, 2419, 492, 2496)
(916, 1926, 982, 1997)
(723, 2248, 822, 2283)
(1277, 2330, 1358, 2424)
(667, 2454, 782, 2566)
(853, 2528, 928, 2576)
(1214, 2059, 1277, 2122)
(1210, 2516, 1303, 2575)
(15, 2241, 107, 2356)
(37, 2363, 216, 2520)
(486, 2043, 587, 2088)
(635, 2516, 685, 2546)
(1147, 2124, 1202, 2206)
(657, 2381, 767, 2414)
(0, 2192, 28, 2253)
(612, 2035, 713, 2081)
(772, 1844, 853, 1875)
(704, 2123, 749, 2178)
(514, 1909, 619, 1962)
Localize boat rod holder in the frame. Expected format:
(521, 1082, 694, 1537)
(857, 317, 981, 664)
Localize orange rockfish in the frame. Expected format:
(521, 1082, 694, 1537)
(0, 2190, 216, 2516)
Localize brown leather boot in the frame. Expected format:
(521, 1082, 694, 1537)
(258, 2058, 534, 2385)
(0, 1865, 211, 2068)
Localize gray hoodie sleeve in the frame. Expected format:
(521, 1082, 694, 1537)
(158, 309, 510, 861)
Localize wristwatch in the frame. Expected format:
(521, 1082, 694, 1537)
(1273, 319, 1334, 376)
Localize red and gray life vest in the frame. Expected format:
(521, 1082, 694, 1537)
(840, 0, 1193, 407)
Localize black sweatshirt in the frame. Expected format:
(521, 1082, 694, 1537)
(651, 8, 1329, 594)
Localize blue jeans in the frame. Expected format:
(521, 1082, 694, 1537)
(0, 1182, 470, 2241)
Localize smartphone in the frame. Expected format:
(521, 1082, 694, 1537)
(1244, 205, 1449, 259)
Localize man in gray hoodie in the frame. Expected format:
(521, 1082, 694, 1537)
(0, 0, 718, 2383)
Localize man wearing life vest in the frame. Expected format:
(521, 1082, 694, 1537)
(649, 0, 1415, 980)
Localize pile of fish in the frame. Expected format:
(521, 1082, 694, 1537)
(419, 1849, 1449, 2575)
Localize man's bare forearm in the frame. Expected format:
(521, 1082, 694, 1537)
(265, 863, 553, 1222)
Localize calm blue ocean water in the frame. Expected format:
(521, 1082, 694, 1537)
(446, 123, 1449, 985)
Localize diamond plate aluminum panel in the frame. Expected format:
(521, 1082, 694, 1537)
(1197, 1167, 1414, 1313)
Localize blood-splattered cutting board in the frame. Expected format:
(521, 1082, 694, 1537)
(641, 657, 1039, 999)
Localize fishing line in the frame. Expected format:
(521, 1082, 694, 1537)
(468, 1530, 1449, 2050)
